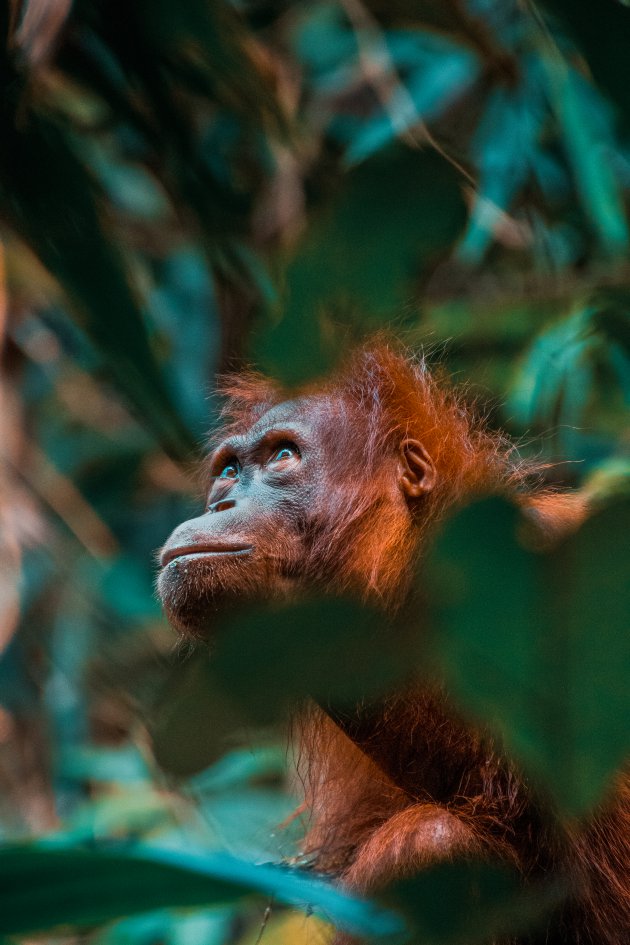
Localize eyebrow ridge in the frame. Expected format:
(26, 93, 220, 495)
(211, 425, 306, 470)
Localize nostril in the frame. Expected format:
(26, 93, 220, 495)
(207, 498, 236, 514)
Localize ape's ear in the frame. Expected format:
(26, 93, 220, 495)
(399, 439, 436, 498)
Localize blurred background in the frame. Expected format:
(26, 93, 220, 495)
(0, 1, 629, 943)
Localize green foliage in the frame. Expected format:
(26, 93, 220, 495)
(426, 497, 630, 815)
(508, 294, 630, 458)
(148, 653, 253, 777)
(387, 860, 565, 945)
(212, 598, 412, 722)
(0, 843, 401, 938)
(256, 147, 466, 382)
(1, 1, 630, 944)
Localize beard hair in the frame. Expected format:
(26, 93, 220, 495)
(157, 550, 288, 640)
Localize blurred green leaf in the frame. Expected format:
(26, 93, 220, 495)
(0, 106, 195, 460)
(189, 746, 286, 794)
(0, 843, 402, 938)
(59, 746, 151, 785)
(97, 908, 234, 945)
(584, 456, 630, 505)
(99, 556, 160, 621)
(508, 304, 630, 458)
(61, 792, 170, 842)
(149, 653, 254, 777)
(426, 497, 630, 815)
(457, 76, 543, 265)
(542, 65, 628, 253)
(213, 597, 416, 724)
(345, 33, 479, 165)
(166, 910, 234, 945)
(291, 3, 357, 80)
(545, 0, 630, 125)
(387, 860, 564, 945)
(592, 290, 630, 353)
(199, 788, 296, 860)
(256, 146, 465, 383)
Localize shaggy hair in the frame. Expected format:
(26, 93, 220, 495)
(207, 339, 627, 944)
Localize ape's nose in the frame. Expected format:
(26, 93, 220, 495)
(207, 498, 236, 514)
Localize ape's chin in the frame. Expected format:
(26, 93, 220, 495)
(157, 551, 279, 639)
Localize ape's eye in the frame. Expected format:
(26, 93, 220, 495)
(270, 443, 300, 464)
(218, 461, 240, 479)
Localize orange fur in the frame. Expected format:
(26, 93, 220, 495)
(213, 341, 628, 944)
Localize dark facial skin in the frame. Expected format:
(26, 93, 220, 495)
(158, 399, 335, 635)
(158, 396, 434, 637)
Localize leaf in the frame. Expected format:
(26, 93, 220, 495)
(542, 64, 628, 253)
(387, 860, 564, 945)
(426, 497, 630, 815)
(544, 0, 630, 125)
(212, 598, 416, 724)
(507, 310, 594, 428)
(0, 103, 195, 460)
(61, 792, 170, 842)
(255, 145, 465, 384)
(457, 76, 543, 265)
(592, 291, 630, 354)
(99, 556, 160, 621)
(149, 653, 252, 777)
(345, 32, 479, 165)
(584, 456, 630, 505)
(0, 843, 402, 938)
(199, 788, 296, 860)
(59, 745, 151, 785)
(188, 746, 286, 794)
(98, 909, 233, 945)
(167, 911, 234, 945)
(291, 3, 358, 79)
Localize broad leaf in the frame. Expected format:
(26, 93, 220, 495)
(426, 497, 630, 815)
(212, 598, 416, 724)
(0, 843, 402, 938)
(255, 146, 465, 384)
(388, 860, 564, 945)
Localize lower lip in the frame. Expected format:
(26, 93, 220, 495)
(161, 547, 253, 567)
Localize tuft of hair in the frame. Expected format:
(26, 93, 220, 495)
(215, 371, 282, 441)
(201, 372, 282, 485)
(206, 338, 585, 597)
(320, 339, 531, 513)
(212, 339, 529, 495)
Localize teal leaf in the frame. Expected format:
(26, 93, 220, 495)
(345, 35, 479, 165)
(457, 76, 543, 264)
(507, 311, 594, 428)
(0, 843, 402, 938)
(543, 64, 629, 253)
(256, 146, 465, 384)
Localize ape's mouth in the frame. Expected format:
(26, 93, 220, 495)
(161, 544, 253, 567)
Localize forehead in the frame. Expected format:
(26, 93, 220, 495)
(260, 390, 342, 422)
(214, 395, 348, 455)
(249, 397, 312, 434)
(245, 395, 344, 441)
